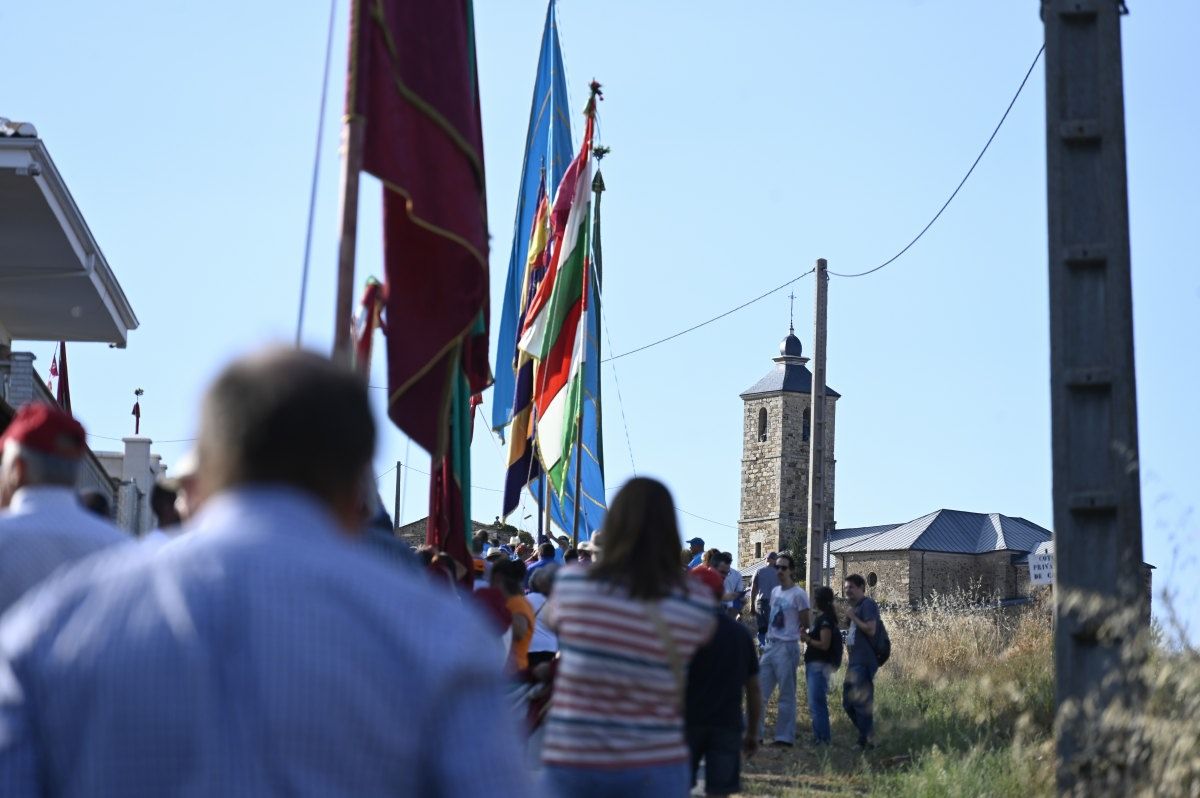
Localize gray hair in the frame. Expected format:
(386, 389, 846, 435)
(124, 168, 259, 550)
(2, 442, 79, 487)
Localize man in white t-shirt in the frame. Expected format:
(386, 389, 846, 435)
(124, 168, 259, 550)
(757, 552, 810, 746)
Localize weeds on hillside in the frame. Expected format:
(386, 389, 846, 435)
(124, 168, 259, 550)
(742, 587, 1199, 797)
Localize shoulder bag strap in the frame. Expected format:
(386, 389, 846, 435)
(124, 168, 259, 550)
(645, 600, 685, 712)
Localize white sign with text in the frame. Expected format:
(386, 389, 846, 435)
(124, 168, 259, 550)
(1030, 551, 1055, 585)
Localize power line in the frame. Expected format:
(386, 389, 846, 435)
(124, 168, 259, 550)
(602, 268, 816, 363)
(393, 459, 505, 494)
(598, 46, 1045, 361)
(829, 44, 1045, 278)
(86, 433, 196, 444)
(677, 506, 736, 530)
(600, 314, 637, 475)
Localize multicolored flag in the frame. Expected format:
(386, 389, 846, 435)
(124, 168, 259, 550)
(502, 176, 551, 518)
(492, 0, 574, 440)
(519, 88, 599, 495)
(351, 0, 490, 575)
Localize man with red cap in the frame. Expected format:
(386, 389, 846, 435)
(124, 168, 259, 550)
(0, 403, 127, 613)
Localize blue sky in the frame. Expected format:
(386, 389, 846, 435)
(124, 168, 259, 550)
(3, 1, 1196, 636)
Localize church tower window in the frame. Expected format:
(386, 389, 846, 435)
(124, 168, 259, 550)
(803, 407, 811, 443)
(757, 408, 767, 442)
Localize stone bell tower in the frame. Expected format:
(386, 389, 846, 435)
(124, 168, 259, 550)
(737, 327, 839, 570)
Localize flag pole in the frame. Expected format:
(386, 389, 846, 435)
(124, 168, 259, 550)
(543, 467, 553, 545)
(333, 118, 364, 362)
(571, 412, 583, 547)
(571, 162, 605, 547)
(332, 0, 365, 362)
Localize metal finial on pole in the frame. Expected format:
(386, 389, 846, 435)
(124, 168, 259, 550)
(788, 291, 796, 334)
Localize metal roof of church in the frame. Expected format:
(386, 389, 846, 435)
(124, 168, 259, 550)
(741, 362, 842, 398)
(740, 332, 841, 398)
(826, 510, 1051, 556)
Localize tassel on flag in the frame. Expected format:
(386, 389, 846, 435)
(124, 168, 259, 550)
(352, 278, 387, 377)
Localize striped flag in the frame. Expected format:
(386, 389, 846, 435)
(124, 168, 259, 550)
(518, 89, 598, 494)
(502, 176, 551, 518)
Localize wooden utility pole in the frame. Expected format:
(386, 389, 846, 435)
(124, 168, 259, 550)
(1043, 1, 1145, 791)
(805, 258, 829, 591)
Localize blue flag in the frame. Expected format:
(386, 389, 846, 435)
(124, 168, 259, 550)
(492, 0, 574, 437)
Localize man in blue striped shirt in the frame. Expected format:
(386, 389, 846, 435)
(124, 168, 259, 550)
(0, 348, 532, 797)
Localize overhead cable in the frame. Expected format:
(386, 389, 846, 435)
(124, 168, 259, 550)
(829, 44, 1045, 278)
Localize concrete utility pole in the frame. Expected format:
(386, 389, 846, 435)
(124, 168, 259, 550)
(1043, 1, 1145, 791)
(805, 258, 829, 590)
(392, 460, 402, 531)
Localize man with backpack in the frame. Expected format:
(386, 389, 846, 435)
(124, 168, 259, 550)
(799, 586, 842, 745)
(842, 574, 884, 750)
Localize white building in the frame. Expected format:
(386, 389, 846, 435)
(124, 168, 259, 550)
(0, 118, 161, 535)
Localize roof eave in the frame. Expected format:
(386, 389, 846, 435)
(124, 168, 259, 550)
(0, 137, 139, 346)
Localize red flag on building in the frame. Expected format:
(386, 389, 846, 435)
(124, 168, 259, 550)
(349, 0, 490, 576)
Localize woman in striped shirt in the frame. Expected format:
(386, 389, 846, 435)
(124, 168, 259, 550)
(540, 478, 717, 797)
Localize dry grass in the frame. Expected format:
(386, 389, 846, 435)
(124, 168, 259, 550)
(737, 588, 1200, 797)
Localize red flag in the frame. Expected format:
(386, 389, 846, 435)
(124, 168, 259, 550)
(55, 342, 72, 417)
(353, 0, 491, 459)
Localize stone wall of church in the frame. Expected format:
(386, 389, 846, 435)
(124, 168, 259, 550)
(834, 550, 1034, 606)
(833, 552, 912, 603)
(738, 393, 839, 570)
(777, 395, 837, 560)
(914, 551, 1015, 601)
(738, 397, 782, 568)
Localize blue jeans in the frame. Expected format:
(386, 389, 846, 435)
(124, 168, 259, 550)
(805, 661, 833, 743)
(842, 661, 878, 743)
(541, 762, 690, 798)
(758, 639, 800, 743)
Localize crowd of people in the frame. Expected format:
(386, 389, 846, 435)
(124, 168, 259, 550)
(0, 346, 888, 797)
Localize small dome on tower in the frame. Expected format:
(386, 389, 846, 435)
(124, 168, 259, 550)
(780, 333, 803, 359)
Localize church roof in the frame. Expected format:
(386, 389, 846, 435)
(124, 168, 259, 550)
(825, 510, 1051, 556)
(740, 331, 840, 399)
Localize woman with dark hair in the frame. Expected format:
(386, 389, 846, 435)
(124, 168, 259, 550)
(800, 585, 843, 745)
(540, 477, 717, 797)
